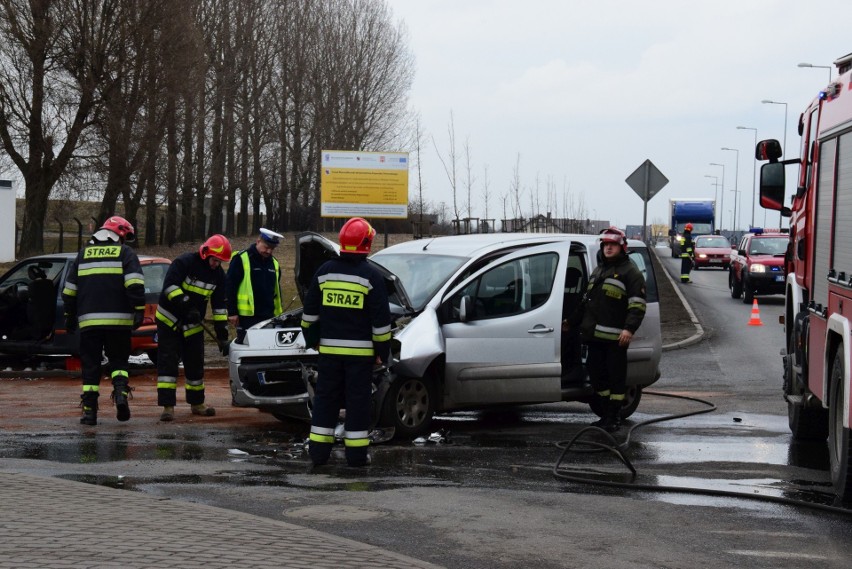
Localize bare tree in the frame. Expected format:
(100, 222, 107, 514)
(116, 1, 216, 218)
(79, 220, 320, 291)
(0, 0, 122, 255)
(433, 111, 459, 228)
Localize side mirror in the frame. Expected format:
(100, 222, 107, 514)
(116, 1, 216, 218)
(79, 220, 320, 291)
(756, 139, 783, 162)
(759, 162, 785, 211)
(668, 229, 675, 237)
(459, 295, 473, 323)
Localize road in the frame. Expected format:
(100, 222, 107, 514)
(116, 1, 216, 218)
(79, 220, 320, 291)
(1, 248, 850, 569)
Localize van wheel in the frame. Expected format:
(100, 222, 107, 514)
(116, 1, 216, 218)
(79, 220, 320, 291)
(828, 350, 852, 502)
(589, 386, 642, 419)
(729, 270, 742, 298)
(381, 375, 435, 439)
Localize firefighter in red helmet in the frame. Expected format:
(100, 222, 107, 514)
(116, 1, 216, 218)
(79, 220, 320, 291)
(155, 234, 231, 421)
(679, 223, 695, 283)
(572, 227, 646, 432)
(62, 215, 145, 425)
(301, 217, 392, 467)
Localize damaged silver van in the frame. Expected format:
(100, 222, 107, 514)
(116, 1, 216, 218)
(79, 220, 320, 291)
(228, 232, 661, 438)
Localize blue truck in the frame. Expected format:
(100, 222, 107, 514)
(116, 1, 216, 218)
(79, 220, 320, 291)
(668, 198, 715, 257)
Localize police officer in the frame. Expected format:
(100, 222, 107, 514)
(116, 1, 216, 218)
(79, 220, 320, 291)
(155, 234, 231, 421)
(577, 227, 646, 432)
(679, 223, 695, 283)
(62, 216, 145, 425)
(301, 218, 391, 467)
(226, 228, 283, 332)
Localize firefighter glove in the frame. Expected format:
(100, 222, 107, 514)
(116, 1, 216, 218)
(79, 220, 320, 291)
(64, 314, 78, 332)
(215, 324, 229, 342)
(219, 342, 230, 357)
(185, 309, 201, 325)
(132, 310, 144, 330)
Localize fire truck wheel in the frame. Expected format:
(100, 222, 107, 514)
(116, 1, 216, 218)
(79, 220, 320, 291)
(828, 349, 852, 502)
(729, 270, 742, 299)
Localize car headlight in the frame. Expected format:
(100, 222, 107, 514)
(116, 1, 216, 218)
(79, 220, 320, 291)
(697, 253, 707, 259)
(749, 263, 766, 273)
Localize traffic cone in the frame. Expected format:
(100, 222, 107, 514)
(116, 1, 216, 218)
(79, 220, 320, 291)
(747, 299, 763, 326)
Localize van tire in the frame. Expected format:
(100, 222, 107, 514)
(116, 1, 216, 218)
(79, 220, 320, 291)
(729, 270, 742, 299)
(828, 350, 852, 502)
(381, 375, 435, 439)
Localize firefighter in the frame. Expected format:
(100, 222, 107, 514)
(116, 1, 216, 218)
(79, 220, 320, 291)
(155, 234, 231, 421)
(62, 216, 145, 425)
(226, 228, 283, 333)
(576, 227, 646, 432)
(679, 223, 695, 283)
(301, 218, 391, 467)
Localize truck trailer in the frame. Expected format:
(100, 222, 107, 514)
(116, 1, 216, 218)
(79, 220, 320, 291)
(668, 198, 715, 256)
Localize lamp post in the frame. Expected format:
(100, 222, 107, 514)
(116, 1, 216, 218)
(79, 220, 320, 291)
(721, 147, 740, 231)
(709, 162, 725, 232)
(797, 62, 832, 84)
(704, 174, 722, 227)
(736, 126, 758, 228)
(762, 99, 788, 228)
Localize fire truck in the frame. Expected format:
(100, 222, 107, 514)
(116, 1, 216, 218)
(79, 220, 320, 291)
(756, 52, 852, 502)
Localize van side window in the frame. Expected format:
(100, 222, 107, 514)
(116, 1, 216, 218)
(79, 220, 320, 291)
(450, 253, 558, 320)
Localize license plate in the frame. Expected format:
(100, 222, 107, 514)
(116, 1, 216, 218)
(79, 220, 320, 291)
(709, 259, 721, 263)
(775, 275, 784, 282)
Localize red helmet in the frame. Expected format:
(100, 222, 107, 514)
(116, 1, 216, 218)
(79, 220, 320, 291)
(100, 216, 136, 243)
(199, 234, 232, 261)
(684, 223, 694, 232)
(339, 217, 375, 255)
(599, 226, 628, 253)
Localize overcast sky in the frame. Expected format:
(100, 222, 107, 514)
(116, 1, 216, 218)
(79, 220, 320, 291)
(386, 0, 852, 232)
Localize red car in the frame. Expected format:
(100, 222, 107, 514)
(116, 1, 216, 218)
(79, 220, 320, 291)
(0, 253, 170, 362)
(692, 235, 732, 270)
(729, 232, 788, 303)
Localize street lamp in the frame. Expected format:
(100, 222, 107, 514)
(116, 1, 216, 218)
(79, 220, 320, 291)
(704, 175, 720, 225)
(721, 147, 740, 231)
(709, 162, 725, 232)
(762, 99, 789, 227)
(736, 126, 758, 228)
(797, 62, 832, 83)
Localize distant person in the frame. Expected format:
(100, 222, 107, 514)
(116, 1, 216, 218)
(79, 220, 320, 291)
(679, 223, 695, 283)
(62, 216, 145, 426)
(155, 235, 231, 421)
(301, 218, 391, 467)
(226, 228, 283, 333)
(574, 227, 646, 432)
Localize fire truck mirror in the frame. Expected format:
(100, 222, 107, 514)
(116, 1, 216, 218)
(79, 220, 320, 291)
(756, 139, 783, 162)
(759, 162, 785, 211)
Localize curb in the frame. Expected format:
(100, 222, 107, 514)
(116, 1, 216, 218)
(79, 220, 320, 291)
(651, 247, 704, 351)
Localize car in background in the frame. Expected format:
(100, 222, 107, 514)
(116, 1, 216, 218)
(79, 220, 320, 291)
(729, 231, 788, 303)
(692, 234, 732, 270)
(0, 253, 170, 361)
(229, 233, 662, 438)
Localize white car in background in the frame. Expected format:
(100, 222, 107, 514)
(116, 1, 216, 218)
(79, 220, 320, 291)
(229, 232, 662, 438)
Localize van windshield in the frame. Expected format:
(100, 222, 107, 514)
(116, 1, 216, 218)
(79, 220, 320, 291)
(371, 253, 467, 310)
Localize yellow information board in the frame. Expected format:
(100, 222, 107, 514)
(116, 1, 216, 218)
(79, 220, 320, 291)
(320, 150, 409, 219)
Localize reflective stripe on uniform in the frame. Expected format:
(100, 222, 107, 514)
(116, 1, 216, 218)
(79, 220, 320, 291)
(345, 430, 370, 447)
(310, 426, 336, 444)
(318, 338, 374, 356)
(185, 378, 204, 391)
(157, 376, 177, 390)
(78, 312, 133, 328)
(82, 385, 100, 393)
(593, 324, 621, 341)
(182, 276, 215, 297)
(372, 324, 391, 342)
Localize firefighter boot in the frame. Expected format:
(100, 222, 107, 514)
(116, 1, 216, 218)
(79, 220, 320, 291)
(160, 406, 175, 422)
(191, 404, 215, 417)
(111, 378, 132, 422)
(80, 393, 98, 426)
(602, 399, 623, 433)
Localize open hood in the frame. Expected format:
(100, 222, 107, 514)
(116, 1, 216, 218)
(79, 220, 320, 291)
(295, 232, 413, 313)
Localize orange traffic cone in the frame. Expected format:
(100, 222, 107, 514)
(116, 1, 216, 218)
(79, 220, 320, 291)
(747, 299, 763, 326)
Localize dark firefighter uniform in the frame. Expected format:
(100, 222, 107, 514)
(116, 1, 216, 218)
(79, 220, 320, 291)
(62, 238, 145, 423)
(226, 240, 283, 330)
(578, 242, 646, 430)
(679, 229, 695, 283)
(155, 252, 227, 411)
(301, 254, 391, 467)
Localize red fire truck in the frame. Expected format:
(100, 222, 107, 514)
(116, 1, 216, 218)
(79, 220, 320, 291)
(756, 52, 852, 502)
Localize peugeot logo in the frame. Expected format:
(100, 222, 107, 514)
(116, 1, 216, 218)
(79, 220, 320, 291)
(277, 330, 300, 346)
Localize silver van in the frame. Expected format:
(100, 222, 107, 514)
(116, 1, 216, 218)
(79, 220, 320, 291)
(228, 233, 661, 438)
